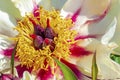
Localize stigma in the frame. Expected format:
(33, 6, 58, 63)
(14, 7, 76, 71)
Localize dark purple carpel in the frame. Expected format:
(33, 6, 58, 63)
(34, 25, 44, 36)
(44, 27, 56, 39)
(34, 36, 44, 50)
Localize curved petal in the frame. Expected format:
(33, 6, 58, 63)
(108, 0, 120, 52)
(0, 0, 21, 19)
(61, 0, 110, 24)
(0, 0, 22, 37)
(76, 39, 120, 79)
(0, 11, 18, 37)
(100, 18, 117, 44)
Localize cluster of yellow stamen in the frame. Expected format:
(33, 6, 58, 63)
(14, 7, 76, 71)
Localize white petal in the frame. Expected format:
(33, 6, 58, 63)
(0, 35, 14, 50)
(38, 0, 67, 10)
(61, 0, 110, 24)
(0, 57, 10, 72)
(12, 0, 35, 16)
(101, 17, 117, 44)
(0, 0, 21, 19)
(38, 0, 53, 10)
(0, 35, 13, 72)
(108, 0, 120, 52)
(22, 71, 36, 80)
(77, 39, 120, 79)
(0, 11, 18, 37)
(51, 0, 67, 10)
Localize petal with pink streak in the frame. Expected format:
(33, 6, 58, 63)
(37, 67, 54, 80)
(61, 59, 91, 80)
(70, 44, 91, 57)
(61, 0, 110, 24)
(77, 39, 120, 79)
(16, 65, 32, 78)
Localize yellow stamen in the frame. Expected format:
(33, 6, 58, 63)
(14, 7, 76, 71)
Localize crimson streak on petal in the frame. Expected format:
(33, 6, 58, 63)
(37, 67, 53, 80)
(16, 65, 32, 78)
(61, 59, 91, 80)
(70, 44, 91, 57)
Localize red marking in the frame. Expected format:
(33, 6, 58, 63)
(37, 67, 53, 80)
(29, 18, 36, 25)
(16, 65, 32, 78)
(70, 44, 91, 57)
(30, 34, 37, 39)
(74, 34, 100, 40)
(34, 9, 40, 17)
(47, 18, 50, 27)
(61, 59, 90, 79)
(84, 4, 110, 24)
(44, 38, 50, 45)
(32, 0, 40, 17)
(71, 8, 81, 22)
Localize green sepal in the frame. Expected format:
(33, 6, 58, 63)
(54, 58, 77, 80)
(11, 43, 17, 75)
(92, 51, 98, 80)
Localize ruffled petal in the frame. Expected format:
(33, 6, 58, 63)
(0, 35, 15, 72)
(76, 39, 120, 79)
(0, 35, 14, 50)
(0, 57, 10, 72)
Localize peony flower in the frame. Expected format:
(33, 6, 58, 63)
(0, 0, 120, 80)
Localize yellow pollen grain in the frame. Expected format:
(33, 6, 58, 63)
(14, 7, 76, 71)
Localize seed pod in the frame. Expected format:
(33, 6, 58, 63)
(34, 36, 43, 50)
(44, 27, 56, 39)
(34, 25, 44, 36)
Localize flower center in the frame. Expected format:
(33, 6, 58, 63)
(30, 19, 56, 51)
(15, 7, 76, 71)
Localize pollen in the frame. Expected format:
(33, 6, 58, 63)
(14, 7, 76, 71)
